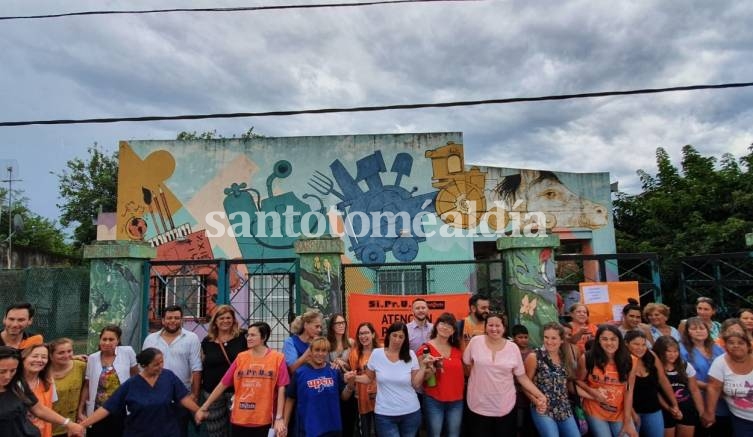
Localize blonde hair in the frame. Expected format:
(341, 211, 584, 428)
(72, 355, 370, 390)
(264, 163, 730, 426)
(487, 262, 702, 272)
(290, 309, 323, 335)
(309, 336, 331, 351)
(643, 303, 670, 319)
(206, 305, 241, 341)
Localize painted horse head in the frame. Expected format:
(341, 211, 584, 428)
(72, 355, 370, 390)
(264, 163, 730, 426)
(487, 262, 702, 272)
(493, 170, 609, 229)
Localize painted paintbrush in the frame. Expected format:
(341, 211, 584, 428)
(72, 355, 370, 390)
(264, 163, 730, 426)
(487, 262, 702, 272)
(141, 187, 162, 234)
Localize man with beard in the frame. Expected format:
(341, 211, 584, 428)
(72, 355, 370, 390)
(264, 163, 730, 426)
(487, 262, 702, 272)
(0, 302, 43, 349)
(457, 293, 490, 352)
(407, 297, 433, 353)
(143, 305, 202, 437)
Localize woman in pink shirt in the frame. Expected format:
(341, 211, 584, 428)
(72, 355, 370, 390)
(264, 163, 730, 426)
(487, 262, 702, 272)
(462, 313, 547, 436)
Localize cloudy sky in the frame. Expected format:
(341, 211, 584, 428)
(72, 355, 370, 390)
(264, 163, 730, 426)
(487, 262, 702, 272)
(1, 0, 752, 226)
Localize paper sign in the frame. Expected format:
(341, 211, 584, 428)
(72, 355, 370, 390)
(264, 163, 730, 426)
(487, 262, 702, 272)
(583, 284, 609, 304)
(612, 304, 625, 322)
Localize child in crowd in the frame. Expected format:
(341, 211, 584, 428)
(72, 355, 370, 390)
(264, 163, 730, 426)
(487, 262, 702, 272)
(512, 324, 537, 437)
(653, 336, 705, 437)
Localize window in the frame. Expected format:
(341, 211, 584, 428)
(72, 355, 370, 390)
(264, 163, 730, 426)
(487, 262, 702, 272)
(248, 273, 293, 350)
(377, 268, 423, 295)
(158, 275, 208, 318)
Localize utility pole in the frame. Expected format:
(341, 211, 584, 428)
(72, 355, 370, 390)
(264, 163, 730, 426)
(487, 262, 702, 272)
(2, 165, 22, 269)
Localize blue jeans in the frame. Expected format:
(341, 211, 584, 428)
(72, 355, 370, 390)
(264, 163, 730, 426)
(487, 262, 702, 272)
(530, 407, 581, 437)
(374, 409, 421, 437)
(637, 410, 663, 437)
(422, 396, 462, 437)
(586, 415, 628, 437)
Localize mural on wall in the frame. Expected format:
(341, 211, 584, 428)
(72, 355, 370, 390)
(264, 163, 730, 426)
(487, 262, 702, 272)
(298, 254, 342, 315)
(505, 246, 560, 346)
(88, 259, 143, 351)
(115, 134, 617, 334)
(492, 170, 609, 232)
(223, 160, 329, 259)
(426, 142, 497, 230)
(327, 151, 437, 264)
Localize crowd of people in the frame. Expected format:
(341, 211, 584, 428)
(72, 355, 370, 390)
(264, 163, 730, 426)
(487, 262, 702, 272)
(1, 296, 752, 437)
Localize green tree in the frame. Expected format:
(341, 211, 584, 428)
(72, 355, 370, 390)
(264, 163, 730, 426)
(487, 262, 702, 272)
(56, 145, 118, 248)
(176, 127, 263, 140)
(0, 188, 71, 256)
(614, 145, 753, 280)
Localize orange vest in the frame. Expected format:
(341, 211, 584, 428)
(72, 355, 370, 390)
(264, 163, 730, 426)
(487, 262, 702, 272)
(348, 348, 377, 414)
(230, 350, 286, 427)
(460, 317, 485, 352)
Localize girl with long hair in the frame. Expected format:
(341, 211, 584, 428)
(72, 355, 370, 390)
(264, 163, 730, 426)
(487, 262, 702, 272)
(653, 336, 704, 437)
(525, 322, 580, 437)
(679, 316, 729, 436)
(576, 324, 638, 437)
(623, 330, 679, 437)
(346, 322, 379, 437)
(327, 313, 357, 437)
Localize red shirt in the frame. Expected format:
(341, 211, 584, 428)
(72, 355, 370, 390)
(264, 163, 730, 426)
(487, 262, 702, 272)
(420, 342, 464, 402)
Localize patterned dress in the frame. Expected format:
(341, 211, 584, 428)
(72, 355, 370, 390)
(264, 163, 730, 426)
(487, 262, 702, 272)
(532, 348, 573, 421)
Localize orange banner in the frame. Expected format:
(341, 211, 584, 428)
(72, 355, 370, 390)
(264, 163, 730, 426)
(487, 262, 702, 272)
(347, 293, 470, 340)
(579, 281, 640, 325)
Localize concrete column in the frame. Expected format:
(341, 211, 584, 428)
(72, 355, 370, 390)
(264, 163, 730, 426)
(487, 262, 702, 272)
(83, 241, 156, 352)
(497, 235, 560, 347)
(294, 237, 345, 317)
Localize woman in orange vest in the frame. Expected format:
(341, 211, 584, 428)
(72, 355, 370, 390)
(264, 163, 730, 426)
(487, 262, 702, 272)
(22, 344, 55, 437)
(198, 322, 289, 437)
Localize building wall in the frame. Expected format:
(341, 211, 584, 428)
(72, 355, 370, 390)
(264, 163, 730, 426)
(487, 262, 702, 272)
(115, 132, 615, 301)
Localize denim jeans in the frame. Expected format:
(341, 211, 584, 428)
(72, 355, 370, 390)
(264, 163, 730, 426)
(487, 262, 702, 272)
(586, 415, 628, 437)
(530, 407, 581, 437)
(422, 395, 463, 437)
(637, 410, 664, 437)
(374, 409, 421, 437)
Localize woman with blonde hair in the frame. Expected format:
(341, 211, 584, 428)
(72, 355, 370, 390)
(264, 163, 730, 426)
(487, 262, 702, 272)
(200, 305, 247, 437)
(198, 322, 288, 437)
(48, 338, 86, 436)
(643, 302, 680, 345)
(283, 309, 323, 374)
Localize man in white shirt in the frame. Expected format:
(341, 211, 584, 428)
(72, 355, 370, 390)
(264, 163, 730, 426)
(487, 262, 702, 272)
(142, 305, 202, 437)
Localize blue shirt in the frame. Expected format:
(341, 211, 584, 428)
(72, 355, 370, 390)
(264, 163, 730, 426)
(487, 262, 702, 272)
(104, 369, 190, 437)
(283, 335, 310, 367)
(286, 364, 344, 437)
(680, 343, 729, 416)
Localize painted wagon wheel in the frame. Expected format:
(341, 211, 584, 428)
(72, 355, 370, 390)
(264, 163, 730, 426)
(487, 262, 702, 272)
(435, 181, 486, 229)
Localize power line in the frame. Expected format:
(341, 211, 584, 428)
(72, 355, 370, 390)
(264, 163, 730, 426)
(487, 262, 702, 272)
(1, 82, 751, 127)
(0, 0, 479, 21)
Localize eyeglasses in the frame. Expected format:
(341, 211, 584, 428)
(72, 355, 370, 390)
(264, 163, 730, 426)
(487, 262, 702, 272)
(333, 321, 346, 326)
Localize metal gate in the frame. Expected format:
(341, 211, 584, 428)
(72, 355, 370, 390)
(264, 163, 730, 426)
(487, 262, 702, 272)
(680, 252, 753, 320)
(145, 258, 298, 350)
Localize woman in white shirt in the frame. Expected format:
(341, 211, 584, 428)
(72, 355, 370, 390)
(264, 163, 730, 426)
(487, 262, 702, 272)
(78, 325, 138, 437)
(347, 321, 428, 437)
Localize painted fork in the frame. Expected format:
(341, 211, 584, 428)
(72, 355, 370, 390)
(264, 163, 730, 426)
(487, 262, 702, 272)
(308, 170, 344, 199)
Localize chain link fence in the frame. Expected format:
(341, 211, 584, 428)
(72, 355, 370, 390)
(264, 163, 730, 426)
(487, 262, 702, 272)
(0, 267, 90, 347)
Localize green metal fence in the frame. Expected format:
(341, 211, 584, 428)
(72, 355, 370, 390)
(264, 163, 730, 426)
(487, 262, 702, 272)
(0, 267, 90, 347)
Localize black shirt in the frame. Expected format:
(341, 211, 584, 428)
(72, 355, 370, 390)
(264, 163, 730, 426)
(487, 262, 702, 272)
(200, 330, 247, 393)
